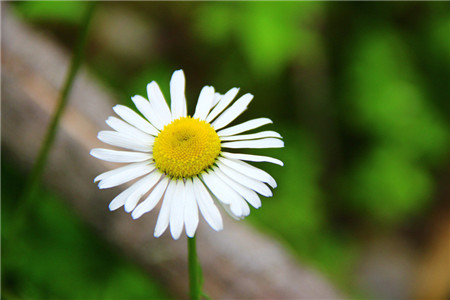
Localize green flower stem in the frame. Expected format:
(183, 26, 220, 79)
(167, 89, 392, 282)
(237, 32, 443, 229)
(13, 2, 97, 232)
(188, 236, 200, 300)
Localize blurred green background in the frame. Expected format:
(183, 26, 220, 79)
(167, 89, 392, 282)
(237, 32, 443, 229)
(2, 2, 449, 299)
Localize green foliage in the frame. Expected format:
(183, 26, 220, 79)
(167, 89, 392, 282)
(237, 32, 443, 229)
(428, 5, 450, 66)
(346, 28, 447, 162)
(342, 26, 448, 225)
(195, 2, 324, 77)
(12, 2, 89, 24)
(345, 146, 432, 224)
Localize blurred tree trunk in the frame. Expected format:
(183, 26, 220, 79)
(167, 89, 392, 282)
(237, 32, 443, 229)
(2, 6, 342, 300)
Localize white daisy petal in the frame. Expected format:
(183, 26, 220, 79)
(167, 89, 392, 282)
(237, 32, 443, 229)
(218, 202, 242, 220)
(109, 190, 132, 211)
(213, 167, 261, 209)
(222, 152, 284, 166)
(154, 179, 177, 237)
(200, 173, 229, 205)
(170, 70, 187, 120)
(96, 162, 155, 189)
(184, 179, 199, 238)
(106, 116, 154, 143)
(216, 161, 272, 197)
(212, 93, 253, 130)
(109, 175, 153, 211)
(131, 95, 165, 130)
(132, 176, 170, 219)
(97, 166, 154, 190)
(97, 131, 152, 152)
(193, 86, 215, 120)
(206, 87, 239, 123)
(211, 191, 249, 219)
(222, 138, 284, 149)
(212, 92, 223, 107)
(170, 180, 186, 240)
(220, 130, 282, 141)
(201, 171, 245, 217)
(217, 118, 272, 137)
(113, 104, 159, 136)
(124, 171, 162, 213)
(146, 81, 172, 125)
(192, 177, 223, 231)
(219, 157, 277, 188)
(240, 198, 251, 217)
(90, 148, 151, 163)
(94, 161, 147, 183)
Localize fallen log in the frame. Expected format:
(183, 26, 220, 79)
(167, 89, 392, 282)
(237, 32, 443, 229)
(2, 7, 342, 299)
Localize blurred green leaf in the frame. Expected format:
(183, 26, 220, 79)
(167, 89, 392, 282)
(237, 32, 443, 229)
(347, 29, 448, 162)
(195, 2, 324, 77)
(429, 5, 450, 66)
(345, 146, 432, 225)
(12, 2, 89, 25)
(342, 26, 446, 225)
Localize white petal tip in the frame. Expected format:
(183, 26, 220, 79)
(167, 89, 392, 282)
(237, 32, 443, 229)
(90, 149, 100, 159)
(212, 221, 224, 232)
(263, 189, 273, 197)
(98, 181, 114, 189)
(131, 95, 142, 102)
(171, 232, 182, 240)
(109, 204, 120, 211)
(172, 70, 185, 79)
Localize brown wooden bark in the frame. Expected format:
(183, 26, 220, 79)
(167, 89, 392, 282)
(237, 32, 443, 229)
(2, 7, 342, 299)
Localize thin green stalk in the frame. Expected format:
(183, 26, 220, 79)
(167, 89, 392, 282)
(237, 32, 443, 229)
(188, 236, 200, 300)
(12, 2, 97, 233)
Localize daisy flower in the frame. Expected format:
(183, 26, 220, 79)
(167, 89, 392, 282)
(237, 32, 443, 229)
(91, 70, 284, 240)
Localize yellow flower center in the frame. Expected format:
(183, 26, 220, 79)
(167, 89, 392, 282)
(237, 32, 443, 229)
(153, 117, 221, 178)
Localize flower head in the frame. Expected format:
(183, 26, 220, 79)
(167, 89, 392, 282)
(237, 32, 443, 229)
(91, 70, 284, 239)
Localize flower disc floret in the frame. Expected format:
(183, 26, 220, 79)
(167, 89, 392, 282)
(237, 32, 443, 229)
(153, 117, 221, 178)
